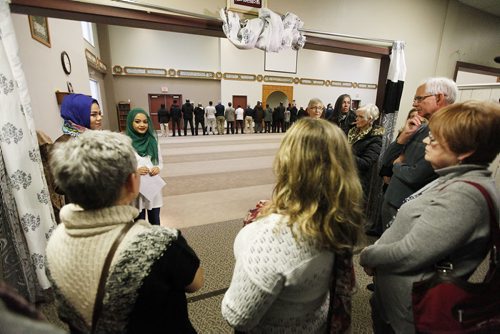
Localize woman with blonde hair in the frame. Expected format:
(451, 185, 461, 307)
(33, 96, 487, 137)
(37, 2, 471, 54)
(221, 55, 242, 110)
(222, 118, 365, 333)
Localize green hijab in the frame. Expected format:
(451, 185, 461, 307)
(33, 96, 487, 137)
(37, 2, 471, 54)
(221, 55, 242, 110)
(126, 108, 159, 165)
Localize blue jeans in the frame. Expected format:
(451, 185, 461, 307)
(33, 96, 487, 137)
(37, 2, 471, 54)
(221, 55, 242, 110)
(138, 208, 161, 225)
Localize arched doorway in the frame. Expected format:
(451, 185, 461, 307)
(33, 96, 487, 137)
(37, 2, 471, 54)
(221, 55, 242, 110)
(262, 85, 293, 109)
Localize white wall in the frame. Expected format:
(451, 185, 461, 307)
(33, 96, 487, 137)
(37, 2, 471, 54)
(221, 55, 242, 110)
(107, 26, 221, 70)
(219, 38, 380, 108)
(456, 71, 499, 85)
(12, 14, 93, 140)
(457, 84, 500, 103)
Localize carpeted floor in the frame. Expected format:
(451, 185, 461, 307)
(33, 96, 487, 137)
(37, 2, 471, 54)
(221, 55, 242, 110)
(181, 219, 376, 333)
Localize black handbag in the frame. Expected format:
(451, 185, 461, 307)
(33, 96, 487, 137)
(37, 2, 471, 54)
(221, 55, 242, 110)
(412, 181, 500, 333)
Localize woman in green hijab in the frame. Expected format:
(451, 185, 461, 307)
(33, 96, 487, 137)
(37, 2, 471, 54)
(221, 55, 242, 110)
(126, 108, 164, 225)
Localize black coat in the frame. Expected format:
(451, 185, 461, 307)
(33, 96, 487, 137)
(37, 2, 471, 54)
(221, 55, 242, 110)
(170, 105, 182, 120)
(351, 126, 384, 197)
(157, 107, 170, 123)
(276, 105, 285, 120)
(182, 102, 194, 119)
(331, 110, 356, 135)
(194, 107, 205, 120)
(290, 106, 298, 122)
(215, 104, 225, 117)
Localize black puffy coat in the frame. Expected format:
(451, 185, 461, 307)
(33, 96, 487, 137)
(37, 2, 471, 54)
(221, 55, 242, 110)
(350, 126, 384, 198)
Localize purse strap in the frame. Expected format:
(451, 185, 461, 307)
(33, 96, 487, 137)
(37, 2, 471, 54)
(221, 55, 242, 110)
(463, 181, 499, 266)
(91, 221, 134, 333)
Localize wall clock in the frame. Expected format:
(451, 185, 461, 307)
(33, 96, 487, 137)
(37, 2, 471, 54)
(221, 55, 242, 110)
(61, 51, 71, 75)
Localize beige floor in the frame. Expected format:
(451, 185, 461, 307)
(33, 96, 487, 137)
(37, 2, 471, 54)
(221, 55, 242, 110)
(158, 132, 284, 229)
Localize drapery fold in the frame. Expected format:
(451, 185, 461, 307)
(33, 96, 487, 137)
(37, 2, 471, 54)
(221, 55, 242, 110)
(0, 0, 56, 301)
(220, 8, 306, 52)
(383, 41, 406, 114)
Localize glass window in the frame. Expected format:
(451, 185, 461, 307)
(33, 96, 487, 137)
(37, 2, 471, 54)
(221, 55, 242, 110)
(89, 79, 103, 114)
(81, 21, 94, 46)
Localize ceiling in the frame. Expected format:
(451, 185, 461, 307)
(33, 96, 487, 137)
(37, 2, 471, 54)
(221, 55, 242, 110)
(457, 0, 500, 17)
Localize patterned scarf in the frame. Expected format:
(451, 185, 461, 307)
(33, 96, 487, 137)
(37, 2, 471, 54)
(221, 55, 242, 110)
(126, 108, 159, 165)
(61, 120, 87, 137)
(347, 125, 373, 144)
(327, 249, 355, 334)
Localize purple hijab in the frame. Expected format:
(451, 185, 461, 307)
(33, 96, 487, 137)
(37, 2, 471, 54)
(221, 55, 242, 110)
(60, 94, 98, 129)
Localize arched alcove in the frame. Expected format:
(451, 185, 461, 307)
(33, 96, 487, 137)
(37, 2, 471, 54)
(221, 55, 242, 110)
(262, 85, 293, 108)
(266, 91, 288, 109)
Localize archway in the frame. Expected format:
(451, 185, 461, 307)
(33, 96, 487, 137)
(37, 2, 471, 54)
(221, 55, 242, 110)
(262, 84, 293, 109)
(266, 91, 288, 109)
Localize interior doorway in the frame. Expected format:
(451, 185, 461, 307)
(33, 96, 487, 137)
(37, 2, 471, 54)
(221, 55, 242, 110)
(232, 95, 247, 109)
(148, 94, 182, 130)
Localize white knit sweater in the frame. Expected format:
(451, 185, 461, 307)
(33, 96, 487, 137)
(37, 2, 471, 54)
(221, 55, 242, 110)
(222, 214, 334, 333)
(46, 204, 151, 326)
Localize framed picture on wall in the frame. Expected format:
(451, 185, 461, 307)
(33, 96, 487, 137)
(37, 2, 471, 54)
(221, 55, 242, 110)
(227, 0, 267, 15)
(28, 16, 51, 48)
(264, 49, 298, 74)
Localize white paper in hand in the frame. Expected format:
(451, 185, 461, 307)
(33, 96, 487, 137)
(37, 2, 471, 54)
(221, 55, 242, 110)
(139, 174, 166, 201)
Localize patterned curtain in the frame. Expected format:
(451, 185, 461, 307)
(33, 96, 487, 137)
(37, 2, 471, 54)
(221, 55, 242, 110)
(366, 41, 406, 228)
(0, 0, 56, 302)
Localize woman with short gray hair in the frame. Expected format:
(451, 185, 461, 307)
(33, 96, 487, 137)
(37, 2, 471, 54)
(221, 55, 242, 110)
(348, 103, 385, 202)
(47, 130, 204, 333)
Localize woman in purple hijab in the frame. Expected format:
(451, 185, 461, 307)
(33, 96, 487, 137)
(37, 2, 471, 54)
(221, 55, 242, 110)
(56, 94, 102, 143)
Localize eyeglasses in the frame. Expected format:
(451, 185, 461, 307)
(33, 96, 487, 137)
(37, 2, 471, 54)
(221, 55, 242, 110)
(413, 94, 435, 103)
(309, 106, 324, 111)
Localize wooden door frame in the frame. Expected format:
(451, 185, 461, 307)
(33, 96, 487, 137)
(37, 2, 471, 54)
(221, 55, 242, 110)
(232, 95, 247, 109)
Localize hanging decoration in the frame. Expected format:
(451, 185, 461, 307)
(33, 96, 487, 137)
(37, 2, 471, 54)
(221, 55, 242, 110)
(220, 8, 306, 52)
(383, 41, 406, 114)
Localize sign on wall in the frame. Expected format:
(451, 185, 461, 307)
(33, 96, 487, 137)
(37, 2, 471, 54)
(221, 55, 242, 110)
(227, 0, 267, 15)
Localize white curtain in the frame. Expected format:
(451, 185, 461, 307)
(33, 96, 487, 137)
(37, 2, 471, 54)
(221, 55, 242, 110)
(0, 0, 56, 298)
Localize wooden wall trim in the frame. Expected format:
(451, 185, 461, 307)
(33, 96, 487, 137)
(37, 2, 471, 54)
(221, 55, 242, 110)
(376, 55, 391, 109)
(453, 61, 500, 80)
(304, 36, 390, 58)
(11, 0, 390, 57)
(10, 0, 225, 37)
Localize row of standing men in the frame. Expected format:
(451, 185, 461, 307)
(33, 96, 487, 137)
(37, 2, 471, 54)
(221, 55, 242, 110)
(157, 100, 314, 136)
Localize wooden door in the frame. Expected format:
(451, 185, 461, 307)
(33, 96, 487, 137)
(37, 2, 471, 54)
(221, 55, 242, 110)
(232, 95, 247, 109)
(149, 94, 167, 130)
(148, 94, 183, 130)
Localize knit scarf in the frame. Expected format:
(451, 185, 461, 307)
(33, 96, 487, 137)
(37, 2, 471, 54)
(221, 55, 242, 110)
(62, 120, 87, 137)
(126, 108, 159, 165)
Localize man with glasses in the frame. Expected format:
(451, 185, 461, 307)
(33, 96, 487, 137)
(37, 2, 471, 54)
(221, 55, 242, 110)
(376, 77, 458, 235)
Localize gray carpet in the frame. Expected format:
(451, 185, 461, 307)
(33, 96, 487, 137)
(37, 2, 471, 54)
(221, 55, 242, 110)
(180, 219, 376, 333)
